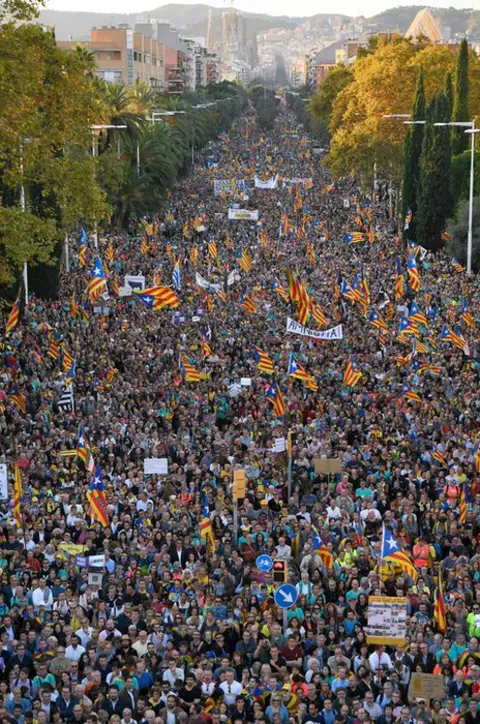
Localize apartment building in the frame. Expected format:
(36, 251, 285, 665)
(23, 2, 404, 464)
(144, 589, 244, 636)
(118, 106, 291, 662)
(57, 25, 165, 87)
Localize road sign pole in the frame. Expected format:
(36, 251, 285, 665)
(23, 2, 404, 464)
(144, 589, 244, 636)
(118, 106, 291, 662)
(233, 500, 238, 544)
(282, 608, 288, 635)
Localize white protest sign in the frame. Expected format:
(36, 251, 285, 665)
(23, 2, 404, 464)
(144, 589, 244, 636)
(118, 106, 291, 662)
(88, 555, 105, 568)
(124, 275, 145, 293)
(195, 272, 221, 293)
(144, 458, 168, 475)
(274, 438, 286, 453)
(228, 209, 259, 221)
(240, 378, 252, 386)
(0, 465, 7, 500)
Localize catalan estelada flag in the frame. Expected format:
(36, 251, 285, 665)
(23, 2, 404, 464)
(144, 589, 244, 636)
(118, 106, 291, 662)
(369, 308, 389, 333)
(236, 247, 252, 272)
(87, 466, 109, 527)
(402, 383, 421, 403)
(440, 324, 466, 351)
(344, 232, 364, 244)
(381, 525, 417, 580)
(434, 570, 447, 633)
(287, 354, 310, 383)
(273, 277, 289, 302)
(200, 495, 216, 555)
(451, 258, 464, 273)
(240, 292, 256, 314)
(394, 257, 405, 301)
(86, 257, 107, 303)
(407, 252, 420, 292)
(460, 301, 475, 329)
(312, 529, 333, 569)
(409, 301, 428, 327)
(266, 380, 286, 417)
(343, 360, 362, 387)
(5, 297, 20, 335)
(341, 280, 360, 304)
(254, 347, 274, 374)
(134, 287, 180, 310)
(13, 463, 23, 527)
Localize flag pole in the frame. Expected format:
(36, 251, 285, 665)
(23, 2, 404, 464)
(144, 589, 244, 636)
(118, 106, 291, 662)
(287, 430, 293, 502)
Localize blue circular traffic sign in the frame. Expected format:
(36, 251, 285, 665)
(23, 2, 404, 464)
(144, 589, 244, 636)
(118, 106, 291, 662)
(274, 583, 298, 609)
(256, 554, 273, 572)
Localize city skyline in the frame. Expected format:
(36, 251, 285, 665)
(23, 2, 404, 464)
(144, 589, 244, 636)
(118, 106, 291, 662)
(45, 0, 480, 21)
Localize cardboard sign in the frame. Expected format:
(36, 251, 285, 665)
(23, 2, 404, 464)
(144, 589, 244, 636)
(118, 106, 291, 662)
(366, 596, 407, 646)
(144, 458, 168, 475)
(408, 673, 446, 702)
(313, 458, 342, 474)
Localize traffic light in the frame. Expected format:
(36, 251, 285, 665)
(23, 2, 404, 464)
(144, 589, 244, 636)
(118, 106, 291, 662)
(273, 560, 287, 584)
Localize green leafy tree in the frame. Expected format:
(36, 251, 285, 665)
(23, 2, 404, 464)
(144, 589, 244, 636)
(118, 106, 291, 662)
(248, 84, 279, 130)
(417, 93, 452, 251)
(309, 65, 353, 134)
(402, 69, 425, 241)
(452, 38, 469, 156)
(446, 196, 480, 272)
(0, 0, 44, 21)
(0, 23, 108, 289)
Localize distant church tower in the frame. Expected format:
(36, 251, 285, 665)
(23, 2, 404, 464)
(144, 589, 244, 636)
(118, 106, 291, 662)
(405, 8, 443, 43)
(206, 9, 213, 52)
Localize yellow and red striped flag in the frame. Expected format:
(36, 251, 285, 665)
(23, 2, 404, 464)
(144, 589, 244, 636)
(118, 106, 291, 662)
(13, 463, 22, 527)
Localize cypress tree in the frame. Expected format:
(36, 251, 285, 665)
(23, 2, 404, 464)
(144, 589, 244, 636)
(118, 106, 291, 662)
(417, 93, 452, 251)
(452, 38, 469, 156)
(402, 69, 425, 241)
(444, 72, 453, 120)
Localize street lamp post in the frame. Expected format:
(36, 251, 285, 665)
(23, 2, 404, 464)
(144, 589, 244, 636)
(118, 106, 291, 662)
(90, 125, 127, 250)
(434, 121, 477, 275)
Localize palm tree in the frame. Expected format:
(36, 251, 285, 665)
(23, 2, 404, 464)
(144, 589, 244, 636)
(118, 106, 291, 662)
(129, 80, 157, 116)
(97, 81, 148, 149)
(72, 44, 96, 77)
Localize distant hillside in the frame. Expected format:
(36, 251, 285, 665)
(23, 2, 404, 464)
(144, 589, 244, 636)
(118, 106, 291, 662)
(368, 5, 480, 34)
(37, 4, 480, 42)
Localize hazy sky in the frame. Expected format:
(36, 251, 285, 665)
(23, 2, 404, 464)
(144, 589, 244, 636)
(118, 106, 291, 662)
(44, 0, 480, 20)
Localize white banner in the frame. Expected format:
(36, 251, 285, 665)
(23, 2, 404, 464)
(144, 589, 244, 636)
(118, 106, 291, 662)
(228, 209, 259, 221)
(0, 465, 7, 500)
(195, 272, 222, 292)
(282, 178, 313, 187)
(286, 318, 343, 340)
(214, 179, 246, 196)
(254, 174, 279, 190)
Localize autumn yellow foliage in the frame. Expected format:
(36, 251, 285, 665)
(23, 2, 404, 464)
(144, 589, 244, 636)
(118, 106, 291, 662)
(326, 36, 480, 183)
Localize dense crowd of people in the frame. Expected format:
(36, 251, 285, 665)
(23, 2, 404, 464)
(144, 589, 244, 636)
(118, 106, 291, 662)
(1, 106, 480, 724)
